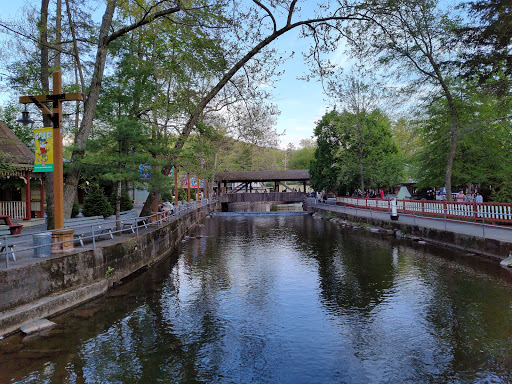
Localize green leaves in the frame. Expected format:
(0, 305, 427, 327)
(310, 108, 404, 194)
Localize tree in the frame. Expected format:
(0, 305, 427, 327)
(139, 0, 376, 215)
(458, 0, 512, 95)
(288, 139, 316, 170)
(310, 109, 403, 194)
(345, 0, 465, 200)
(417, 80, 512, 201)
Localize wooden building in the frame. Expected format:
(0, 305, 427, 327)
(0, 121, 45, 219)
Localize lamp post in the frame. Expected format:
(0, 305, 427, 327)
(19, 71, 82, 251)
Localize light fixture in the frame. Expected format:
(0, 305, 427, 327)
(16, 104, 34, 126)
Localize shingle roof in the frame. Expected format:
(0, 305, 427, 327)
(0, 120, 34, 165)
(214, 170, 310, 182)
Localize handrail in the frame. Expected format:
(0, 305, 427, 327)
(0, 198, 216, 269)
(335, 197, 512, 224)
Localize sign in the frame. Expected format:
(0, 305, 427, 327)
(179, 174, 204, 188)
(33, 127, 54, 172)
(139, 164, 151, 180)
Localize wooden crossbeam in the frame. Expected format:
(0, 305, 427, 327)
(19, 93, 82, 104)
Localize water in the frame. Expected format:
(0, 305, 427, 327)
(1, 215, 512, 383)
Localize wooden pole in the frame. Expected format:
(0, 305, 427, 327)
(40, 177, 45, 218)
(53, 71, 64, 229)
(174, 169, 179, 207)
(187, 173, 191, 202)
(25, 170, 31, 220)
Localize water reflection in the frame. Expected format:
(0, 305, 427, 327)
(1, 216, 512, 383)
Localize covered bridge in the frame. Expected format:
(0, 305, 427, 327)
(214, 169, 310, 194)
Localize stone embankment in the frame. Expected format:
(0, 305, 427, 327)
(307, 204, 512, 263)
(0, 202, 219, 337)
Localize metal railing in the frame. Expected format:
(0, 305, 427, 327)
(336, 197, 512, 224)
(0, 198, 216, 269)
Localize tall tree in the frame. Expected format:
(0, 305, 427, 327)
(458, 0, 512, 95)
(139, 0, 375, 215)
(345, 0, 464, 200)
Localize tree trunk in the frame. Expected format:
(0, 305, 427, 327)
(63, 0, 117, 218)
(426, 55, 460, 202)
(115, 180, 121, 231)
(39, 0, 54, 229)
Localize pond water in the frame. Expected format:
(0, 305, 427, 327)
(1, 215, 512, 383)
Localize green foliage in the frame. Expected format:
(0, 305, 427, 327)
(109, 191, 134, 212)
(82, 184, 114, 218)
(416, 80, 512, 202)
(105, 267, 114, 279)
(71, 201, 80, 218)
(310, 109, 403, 194)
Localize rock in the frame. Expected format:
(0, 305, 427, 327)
(20, 319, 56, 335)
(395, 230, 402, 239)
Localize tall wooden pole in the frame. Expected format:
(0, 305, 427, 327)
(174, 169, 179, 207)
(53, 71, 64, 229)
(187, 173, 191, 202)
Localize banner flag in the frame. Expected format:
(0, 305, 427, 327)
(33, 127, 54, 172)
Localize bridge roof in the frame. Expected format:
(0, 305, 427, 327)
(215, 169, 310, 182)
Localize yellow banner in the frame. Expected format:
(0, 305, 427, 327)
(33, 127, 54, 172)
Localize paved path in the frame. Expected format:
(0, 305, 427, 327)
(0, 204, 168, 271)
(308, 200, 512, 244)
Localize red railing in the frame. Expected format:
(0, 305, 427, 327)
(335, 197, 512, 225)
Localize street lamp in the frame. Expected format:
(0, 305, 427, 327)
(19, 70, 82, 252)
(16, 104, 34, 126)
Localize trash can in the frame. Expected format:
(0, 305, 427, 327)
(33, 232, 52, 258)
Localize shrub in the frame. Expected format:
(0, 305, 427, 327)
(71, 200, 80, 218)
(109, 191, 134, 212)
(83, 184, 114, 218)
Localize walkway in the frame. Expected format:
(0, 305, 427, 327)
(307, 198, 512, 244)
(1, 202, 208, 270)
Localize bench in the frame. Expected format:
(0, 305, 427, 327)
(0, 215, 23, 235)
(119, 210, 148, 233)
(64, 216, 113, 247)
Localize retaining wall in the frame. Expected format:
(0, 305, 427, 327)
(307, 205, 512, 261)
(0, 202, 219, 337)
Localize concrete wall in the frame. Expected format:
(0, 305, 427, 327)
(307, 205, 512, 261)
(0, 202, 219, 336)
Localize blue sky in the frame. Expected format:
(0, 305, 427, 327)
(0, 1, 339, 149)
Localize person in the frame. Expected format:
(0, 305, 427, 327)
(475, 193, 483, 203)
(456, 190, 465, 202)
(380, 189, 384, 199)
(316, 191, 322, 204)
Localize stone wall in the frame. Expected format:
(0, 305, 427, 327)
(307, 205, 512, 261)
(0, 202, 218, 336)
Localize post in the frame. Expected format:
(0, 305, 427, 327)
(25, 170, 31, 220)
(53, 71, 64, 230)
(187, 173, 191, 202)
(39, 176, 45, 218)
(197, 175, 200, 202)
(174, 169, 179, 207)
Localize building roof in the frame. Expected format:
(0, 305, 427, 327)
(215, 169, 310, 182)
(0, 120, 34, 166)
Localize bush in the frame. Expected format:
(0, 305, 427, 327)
(83, 184, 114, 218)
(109, 191, 134, 212)
(71, 200, 80, 218)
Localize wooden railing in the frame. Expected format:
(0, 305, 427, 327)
(336, 197, 512, 224)
(220, 192, 305, 203)
(0, 201, 26, 219)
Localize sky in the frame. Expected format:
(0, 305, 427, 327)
(0, 0, 343, 149)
